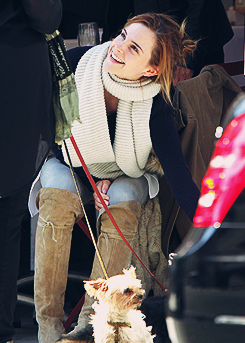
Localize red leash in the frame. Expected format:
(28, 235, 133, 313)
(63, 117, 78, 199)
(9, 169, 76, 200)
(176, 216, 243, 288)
(64, 293, 85, 332)
(63, 135, 165, 331)
(69, 135, 165, 292)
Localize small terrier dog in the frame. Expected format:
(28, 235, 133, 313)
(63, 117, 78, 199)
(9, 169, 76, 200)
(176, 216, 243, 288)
(57, 268, 170, 343)
(84, 266, 154, 343)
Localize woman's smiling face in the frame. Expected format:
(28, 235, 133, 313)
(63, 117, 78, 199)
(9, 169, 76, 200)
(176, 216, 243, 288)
(103, 23, 158, 81)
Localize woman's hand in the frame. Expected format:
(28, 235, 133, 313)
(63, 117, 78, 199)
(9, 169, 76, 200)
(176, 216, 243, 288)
(93, 180, 111, 210)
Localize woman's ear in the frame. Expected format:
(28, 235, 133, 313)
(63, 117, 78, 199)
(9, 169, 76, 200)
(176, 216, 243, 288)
(84, 278, 108, 298)
(143, 65, 159, 77)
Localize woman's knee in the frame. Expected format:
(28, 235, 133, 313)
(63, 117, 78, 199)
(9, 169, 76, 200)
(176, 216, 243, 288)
(40, 158, 76, 192)
(108, 176, 149, 206)
(40, 158, 93, 204)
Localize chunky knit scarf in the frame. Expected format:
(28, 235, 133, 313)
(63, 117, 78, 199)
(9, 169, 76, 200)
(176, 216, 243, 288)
(63, 41, 161, 180)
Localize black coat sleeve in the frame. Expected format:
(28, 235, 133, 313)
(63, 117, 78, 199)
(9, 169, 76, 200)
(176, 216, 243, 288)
(150, 95, 200, 221)
(67, 46, 93, 73)
(20, 0, 62, 33)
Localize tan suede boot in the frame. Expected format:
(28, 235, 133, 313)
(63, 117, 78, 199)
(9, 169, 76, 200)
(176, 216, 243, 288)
(59, 200, 141, 340)
(34, 188, 83, 343)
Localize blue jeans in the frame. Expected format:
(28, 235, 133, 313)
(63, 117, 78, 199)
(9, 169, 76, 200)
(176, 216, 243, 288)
(0, 185, 31, 343)
(40, 158, 149, 206)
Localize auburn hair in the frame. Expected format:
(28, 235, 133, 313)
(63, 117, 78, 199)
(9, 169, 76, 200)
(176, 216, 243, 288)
(124, 13, 196, 103)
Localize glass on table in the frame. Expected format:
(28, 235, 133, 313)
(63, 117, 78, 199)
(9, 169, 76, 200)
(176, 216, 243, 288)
(78, 22, 100, 47)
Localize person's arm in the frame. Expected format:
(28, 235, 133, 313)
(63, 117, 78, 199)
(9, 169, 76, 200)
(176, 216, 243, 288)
(20, 0, 62, 33)
(150, 95, 200, 221)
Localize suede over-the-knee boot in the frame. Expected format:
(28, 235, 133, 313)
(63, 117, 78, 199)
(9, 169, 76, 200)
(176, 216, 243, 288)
(59, 200, 141, 340)
(34, 188, 83, 343)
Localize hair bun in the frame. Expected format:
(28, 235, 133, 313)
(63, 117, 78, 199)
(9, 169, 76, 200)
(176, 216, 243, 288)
(179, 20, 197, 58)
(182, 38, 196, 57)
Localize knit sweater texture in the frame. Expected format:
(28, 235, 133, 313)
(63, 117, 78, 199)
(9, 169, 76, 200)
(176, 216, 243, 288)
(63, 42, 160, 179)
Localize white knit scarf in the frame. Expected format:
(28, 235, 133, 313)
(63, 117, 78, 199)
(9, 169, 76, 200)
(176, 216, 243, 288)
(63, 41, 161, 179)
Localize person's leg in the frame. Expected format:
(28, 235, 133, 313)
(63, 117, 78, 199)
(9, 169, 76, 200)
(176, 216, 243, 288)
(60, 175, 149, 340)
(107, 175, 149, 206)
(86, 175, 149, 304)
(0, 185, 31, 343)
(40, 157, 92, 203)
(35, 158, 93, 343)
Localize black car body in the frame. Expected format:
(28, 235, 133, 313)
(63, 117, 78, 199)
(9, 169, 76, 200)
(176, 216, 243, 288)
(166, 93, 245, 343)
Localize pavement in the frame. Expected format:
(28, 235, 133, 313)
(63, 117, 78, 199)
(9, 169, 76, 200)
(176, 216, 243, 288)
(13, 296, 80, 343)
(14, 303, 38, 343)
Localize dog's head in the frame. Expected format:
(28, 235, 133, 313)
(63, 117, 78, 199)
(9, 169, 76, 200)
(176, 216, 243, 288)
(84, 266, 145, 311)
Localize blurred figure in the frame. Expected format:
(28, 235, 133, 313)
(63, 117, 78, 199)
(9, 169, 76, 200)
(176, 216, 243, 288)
(58, 0, 108, 38)
(106, 0, 234, 78)
(58, 0, 233, 83)
(0, 1, 62, 342)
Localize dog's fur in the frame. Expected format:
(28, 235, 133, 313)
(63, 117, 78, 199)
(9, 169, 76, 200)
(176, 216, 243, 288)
(57, 268, 170, 343)
(84, 266, 153, 343)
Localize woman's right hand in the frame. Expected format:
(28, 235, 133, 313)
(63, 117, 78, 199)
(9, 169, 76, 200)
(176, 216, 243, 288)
(93, 180, 111, 210)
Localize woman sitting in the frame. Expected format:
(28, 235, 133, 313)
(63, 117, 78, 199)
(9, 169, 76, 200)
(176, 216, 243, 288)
(33, 12, 200, 343)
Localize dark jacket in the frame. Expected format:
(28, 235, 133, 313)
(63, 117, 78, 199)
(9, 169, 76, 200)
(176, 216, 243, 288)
(0, 0, 62, 197)
(159, 65, 242, 257)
